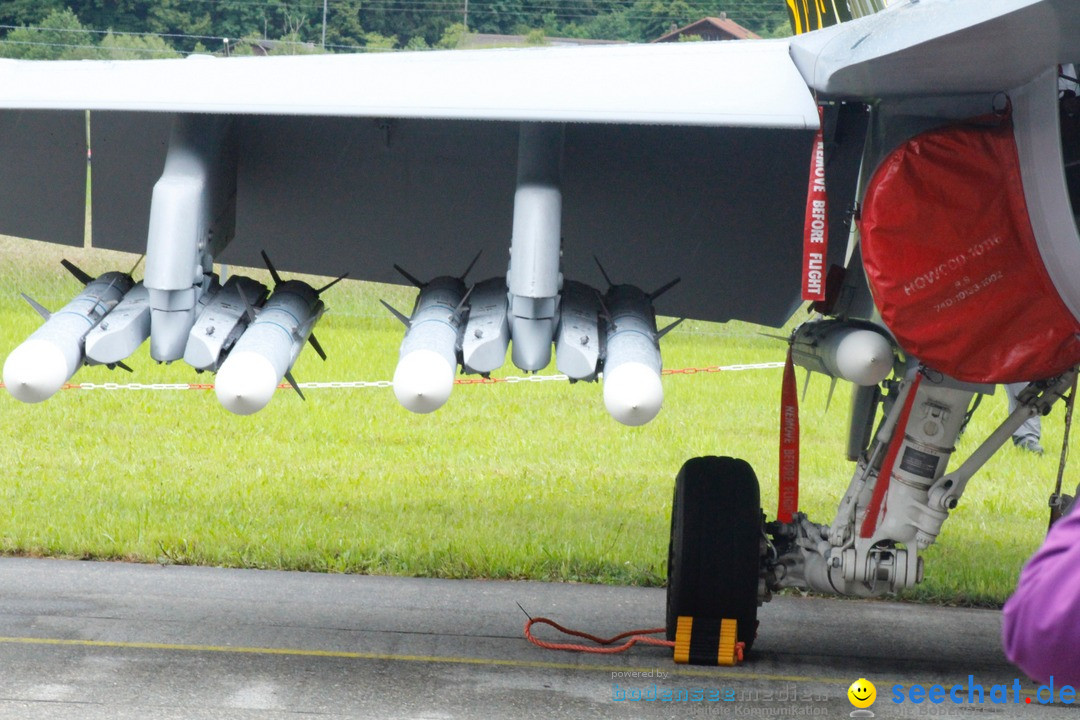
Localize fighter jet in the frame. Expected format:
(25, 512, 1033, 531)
(0, 0, 1078, 658)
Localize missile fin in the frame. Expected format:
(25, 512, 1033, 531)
(648, 276, 681, 301)
(453, 285, 474, 319)
(260, 250, 283, 286)
(381, 300, 412, 328)
(316, 273, 349, 295)
(802, 367, 812, 403)
(459, 251, 482, 281)
(111, 361, 134, 373)
(656, 318, 685, 341)
(60, 259, 94, 286)
(21, 293, 52, 321)
(825, 376, 838, 412)
(308, 333, 327, 361)
(757, 332, 789, 342)
(284, 371, 306, 401)
(127, 254, 145, 278)
(393, 264, 426, 289)
(236, 284, 259, 324)
(593, 255, 614, 289)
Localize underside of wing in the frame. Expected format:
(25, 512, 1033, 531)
(0, 41, 821, 327)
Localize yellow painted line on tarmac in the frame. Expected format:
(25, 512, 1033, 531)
(0, 635, 849, 686)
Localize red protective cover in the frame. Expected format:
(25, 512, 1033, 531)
(860, 120, 1080, 383)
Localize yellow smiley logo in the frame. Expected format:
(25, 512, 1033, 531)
(848, 678, 877, 709)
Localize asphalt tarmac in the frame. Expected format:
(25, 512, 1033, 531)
(0, 557, 1076, 719)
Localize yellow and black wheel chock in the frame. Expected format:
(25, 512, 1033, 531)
(673, 616, 743, 666)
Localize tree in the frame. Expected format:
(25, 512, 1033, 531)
(574, 12, 632, 41)
(143, 0, 212, 53)
(436, 22, 467, 50)
(69, 0, 144, 37)
(99, 31, 181, 59)
(364, 32, 398, 51)
(0, 0, 66, 29)
(324, 0, 367, 51)
(269, 31, 325, 55)
(627, 0, 698, 43)
(0, 8, 96, 60)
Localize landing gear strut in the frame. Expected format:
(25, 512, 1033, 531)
(665, 368, 1078, 661)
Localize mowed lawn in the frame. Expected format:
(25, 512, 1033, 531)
(0, 235, 1071, 605)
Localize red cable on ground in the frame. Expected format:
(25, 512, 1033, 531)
(524, 617, 674, 654)
(523, 616, 746, 663)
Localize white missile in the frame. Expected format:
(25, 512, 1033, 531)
(603, 360, 664, 427)
(216, 349, 282, 415)
(600, 285, 670, 427)
(3, 339, 73, 404)
(394, 348, 456, 413)
(215, 279, 324, 415)
(789, 321, 895, 387)
(387, 275, 468, 414)
(4, 270, 132, 403)
(831, 329, 894, 386)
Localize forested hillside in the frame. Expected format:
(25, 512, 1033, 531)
(0, 0, 792, 57)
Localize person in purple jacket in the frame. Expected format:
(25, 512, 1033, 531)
(1001, 488, 1080, 686)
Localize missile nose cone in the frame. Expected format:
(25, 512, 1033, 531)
(393, 349, 454, 414)
(835, 329, 894, 386)
(216, 350, 279, 415)
(603, 361, 663, 426)
(3, 339, 70, 403)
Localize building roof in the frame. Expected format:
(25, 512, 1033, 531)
(653, 15, 761, 43)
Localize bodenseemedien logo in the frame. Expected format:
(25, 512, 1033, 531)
(848, 678, 877, 717)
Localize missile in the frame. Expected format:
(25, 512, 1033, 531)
(84, 283, 151, 365)
(183, 275, 269, 372)
(215, 253, 341, 415)
(215, 280, 323, 415)
(789, 320, 895, 386)
(601, 285, 671, 426)
(555, 280, 602, 381)
(461, 278, 510, 375)
(386, 274, 468, 414)
(4, 269, 133, 402)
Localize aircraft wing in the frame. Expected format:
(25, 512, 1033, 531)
(0, 41, 820, 327)
(0, 0, 1076, 357)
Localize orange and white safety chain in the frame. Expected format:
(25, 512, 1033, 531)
(0, 362, 784, 392)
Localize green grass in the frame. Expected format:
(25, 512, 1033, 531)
(0, 235, 1071, 605)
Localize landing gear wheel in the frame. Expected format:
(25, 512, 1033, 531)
(666, 456, 763, 653)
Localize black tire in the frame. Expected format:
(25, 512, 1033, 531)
(666, 456, 762, 652)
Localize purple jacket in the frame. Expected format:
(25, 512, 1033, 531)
(1001, 508, 1080, 685)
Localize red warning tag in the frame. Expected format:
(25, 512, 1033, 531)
(801, 106, 828, 303)
(777, 348, 799, 524)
